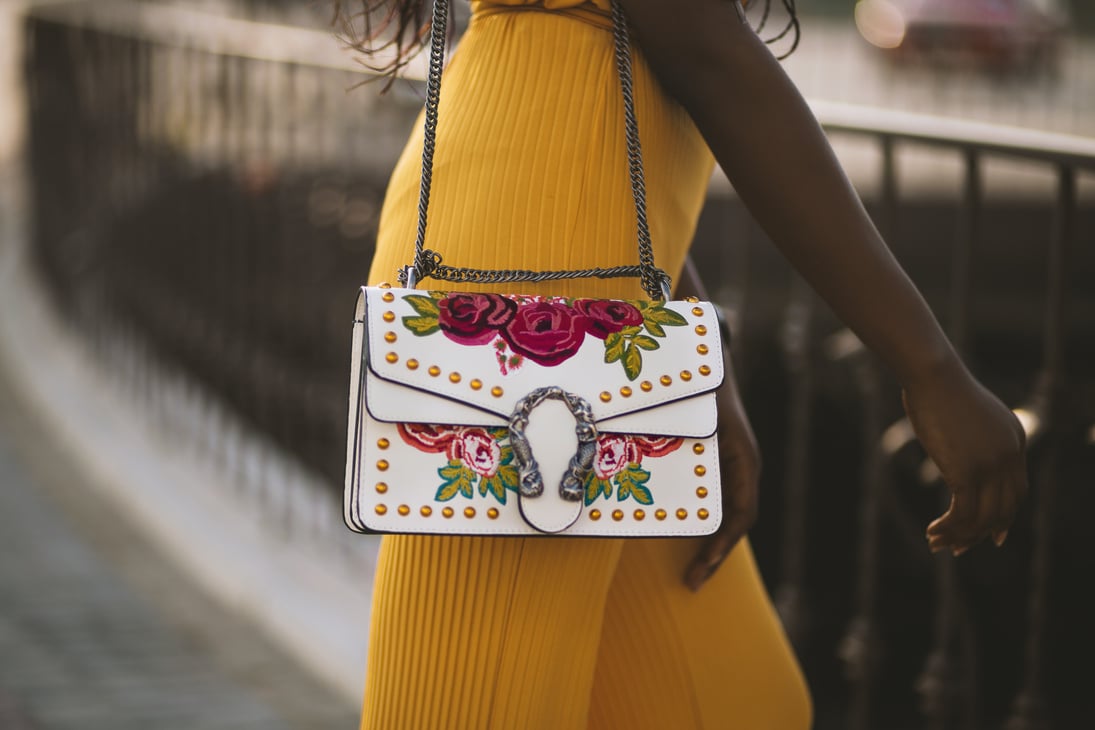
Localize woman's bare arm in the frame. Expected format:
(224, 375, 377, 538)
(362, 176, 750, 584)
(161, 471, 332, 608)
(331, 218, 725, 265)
(618, 0, 1027, 563)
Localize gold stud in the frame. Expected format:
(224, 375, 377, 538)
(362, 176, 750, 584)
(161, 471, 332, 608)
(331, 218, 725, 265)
(491, 386, 504, 398)
(375, 482, 388, 494)
(692, 443, 705, 455)
(697, 344, 709, 355)
(375, 504, 388, 515)
(590, 509, 602, 521)
(676, 508, 688, 520)
(382, 311, 395, 323)
(660, 375, 673, 387)
(420, 506, 433, 517)
(694, 465, 706, 477)
(684, 296, 699, 303)
(397, 504, 410, 516)
(487, 508, 499, 520)
(378, 282, 391, 289)
(695, 325, 708, 336)
(381, 292, 395, 303)
(620, 386, 633, 398)
(384, 331, 397, 343)
(691, 306, 704, 316)
(696, 486, 709, 499)
(378, 438, 390, 450)
(600, 391, 612, 403)
(449, 372, 461, 384)
(442, 507, 454, 518)
(428, 365, 441, 377)
(640, 380, 653, 392)
(377, 460, 390, 472)
(470, 379, 483, 391)
(655, 509, 667, 521)
(612, 509, 624, 522)
(406, 359, 419, 370)
(385, 352, 398, 364)
(680, 370, 693, 382)
(634, 509, 646, 521)
(699, 365, 712, 376)
(698, 508, 710, 520)
(464, 507, 476, 519)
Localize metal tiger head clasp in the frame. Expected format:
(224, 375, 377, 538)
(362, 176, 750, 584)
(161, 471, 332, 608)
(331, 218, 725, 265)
(507, 387, 597, 502)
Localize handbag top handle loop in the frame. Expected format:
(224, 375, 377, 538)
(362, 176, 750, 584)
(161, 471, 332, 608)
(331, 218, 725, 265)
(398, 0, 672, 302)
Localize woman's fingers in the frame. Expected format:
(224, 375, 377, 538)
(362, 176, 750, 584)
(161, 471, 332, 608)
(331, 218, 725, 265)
(685, 461, 754, 591)
(685, 359, 760, 591)
(902, 371, 1028, 557)
(685, 527, 740, 592)
(927, 470, 1026, 554)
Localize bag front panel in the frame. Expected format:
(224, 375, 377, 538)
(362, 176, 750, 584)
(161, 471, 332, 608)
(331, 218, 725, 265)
(347, 411, 722, 537)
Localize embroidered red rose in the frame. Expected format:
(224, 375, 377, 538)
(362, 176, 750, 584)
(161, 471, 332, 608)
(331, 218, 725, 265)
(502, 301, 589, 366)
(452, 429, 501, 478)
(573, 299, 644, 339)
(438, 293, 517, 345)
(398, 422, 460, 453)
(633, 436, 684, 458)
(593, 435, 641, 480)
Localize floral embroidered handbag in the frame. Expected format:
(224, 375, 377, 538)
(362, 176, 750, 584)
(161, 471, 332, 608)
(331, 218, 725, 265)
(343, 0, 725, 536)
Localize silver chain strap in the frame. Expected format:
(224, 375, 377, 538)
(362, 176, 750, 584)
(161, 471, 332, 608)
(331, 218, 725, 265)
(398, 0, 671, 301)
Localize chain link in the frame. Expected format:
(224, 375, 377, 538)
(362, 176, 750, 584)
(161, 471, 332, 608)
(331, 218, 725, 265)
(399, 0, 671, 301)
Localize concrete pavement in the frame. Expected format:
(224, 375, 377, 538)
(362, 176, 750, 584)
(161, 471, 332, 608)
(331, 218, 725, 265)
(0, 338, 360, 728)
(0, 338, 359, 729)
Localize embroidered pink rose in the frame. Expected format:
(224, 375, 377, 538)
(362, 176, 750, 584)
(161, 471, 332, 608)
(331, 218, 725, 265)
(502, 301, 589, 366)
(438, 293, 517, 345)
(573, 299, 644, 339)
(593, 435, 641, 480)
(452, 429, 502, 478)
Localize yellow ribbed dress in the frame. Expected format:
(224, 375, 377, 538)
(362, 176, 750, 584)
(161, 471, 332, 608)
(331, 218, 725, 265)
(362, 2, 812, 727)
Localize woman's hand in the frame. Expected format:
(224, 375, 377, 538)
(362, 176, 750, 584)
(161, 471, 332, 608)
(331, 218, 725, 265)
(901, 361, 1028, 555)
(685, 348, 760, 591)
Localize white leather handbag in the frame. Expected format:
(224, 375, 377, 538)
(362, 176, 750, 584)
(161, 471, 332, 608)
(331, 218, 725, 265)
(343, 0, 725, 537)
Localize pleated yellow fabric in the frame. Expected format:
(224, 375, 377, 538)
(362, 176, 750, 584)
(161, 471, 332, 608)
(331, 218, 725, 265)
(361, 3, 812, 728)
(368, 3, 711, 300)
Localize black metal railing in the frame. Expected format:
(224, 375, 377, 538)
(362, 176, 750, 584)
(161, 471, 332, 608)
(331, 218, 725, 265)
(21, 3, 1095, 728)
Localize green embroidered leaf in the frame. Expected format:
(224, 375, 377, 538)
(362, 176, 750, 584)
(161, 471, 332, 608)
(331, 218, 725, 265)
(496, 463, 520, 494)
(644, 320, 666, 338)
(495, 448, 520, 495)
(479, 474, 507, 504)
(428, 290, 448, 300)
(402, 315, 440, 336)
(619, 325, 643, 337)
(622, 343, 642, 381)
(644, 306, 688, 327)
(436, 461, 475, 501)
(604, 332, 625, 364)
(404, 294, 440, 318)
(490, 428, 509, 442)
(584, 471, 613, 506)
(631, 334, 660, 351)
(614, 464, 653, 505)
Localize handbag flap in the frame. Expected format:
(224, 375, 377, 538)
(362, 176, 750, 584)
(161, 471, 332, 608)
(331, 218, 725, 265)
(358, 287, 725, 437)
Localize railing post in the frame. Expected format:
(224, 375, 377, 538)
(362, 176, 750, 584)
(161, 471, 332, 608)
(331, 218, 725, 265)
(839, 134, 898, 730)
(1004, 164, 1076, 730)
(774, 272, 814, 649)
(917, 147, 983, 730)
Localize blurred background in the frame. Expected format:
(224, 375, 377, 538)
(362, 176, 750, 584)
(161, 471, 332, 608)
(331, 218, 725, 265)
(0, 0, 1092, 728)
